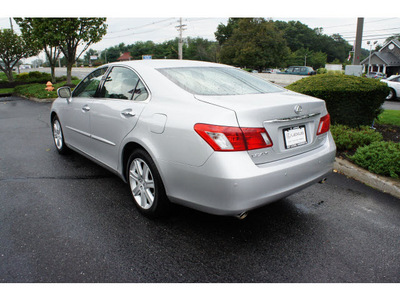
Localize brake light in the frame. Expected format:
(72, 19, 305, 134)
(194, 124, 273, 151)
(317, 114, 331, 135)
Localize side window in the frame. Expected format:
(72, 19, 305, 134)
(73, 67, 107, 98)
(133, 80, 149, 101)
(100, 67, 139, 100)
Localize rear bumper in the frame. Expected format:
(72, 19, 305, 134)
(161, 133, 336, 216)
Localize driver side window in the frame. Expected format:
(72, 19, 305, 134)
(73, 67, 107, 98)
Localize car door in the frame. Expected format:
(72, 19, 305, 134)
(88, 66, 149, 170)
(60, 67, 108, 154)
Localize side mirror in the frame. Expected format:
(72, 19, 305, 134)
(57, 86, 72, 101)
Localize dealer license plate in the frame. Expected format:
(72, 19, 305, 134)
(283, 126, 307, 149)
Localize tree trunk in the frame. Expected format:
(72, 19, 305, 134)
(5, 68, 14, 82)
(50, 65, 56, 83)
(66, 61, 73, 85)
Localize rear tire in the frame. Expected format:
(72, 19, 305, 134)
(127, 149, 170, 217)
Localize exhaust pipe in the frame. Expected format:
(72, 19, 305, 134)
(319, 178, 328, 184)
(235, 211, 248, 220)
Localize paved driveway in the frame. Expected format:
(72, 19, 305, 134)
(0, 97, 399, 283)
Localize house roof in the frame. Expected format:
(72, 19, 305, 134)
(117, 52, 133, 61)
(380, 39, 400, 51)
(361, 39, 400, 66)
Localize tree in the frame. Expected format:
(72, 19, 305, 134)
(217, 18, 290, 70)
(54, 18, 107, 84)
(15, 18, 62, 83)
(0, 29, 40, 82)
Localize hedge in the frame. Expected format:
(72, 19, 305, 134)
(286, 74, 390, 128)
(350, 141, 400, 178)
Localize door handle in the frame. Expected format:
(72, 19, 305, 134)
(82, 105, 90, 112)
(121, 109, 136, 118)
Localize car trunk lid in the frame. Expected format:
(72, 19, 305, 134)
(195, 91, 329, 165)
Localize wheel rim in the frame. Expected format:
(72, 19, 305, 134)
(129, 158, 155, 209)
(53, 120, 63, 150)
(387, 90, 393, 100)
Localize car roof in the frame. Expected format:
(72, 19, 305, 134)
(104, 59, 232, 70)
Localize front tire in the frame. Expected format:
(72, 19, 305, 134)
(127, 149, 170, 217)
(52, 116, 69, 154)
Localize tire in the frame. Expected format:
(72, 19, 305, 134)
(126, 149, 170, 217)
(386, 88, 396, 101)
(52, 116, 69, 154)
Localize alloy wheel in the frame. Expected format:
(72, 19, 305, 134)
(129, 158, 156, 210)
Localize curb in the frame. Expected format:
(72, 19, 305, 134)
(334, 158, 400, 199)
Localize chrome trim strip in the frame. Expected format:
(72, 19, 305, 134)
(91, 134, 116, 146)
(66, 126, 91, 137)
(264, 113, 321, 124)
(66, 126, 116, 146)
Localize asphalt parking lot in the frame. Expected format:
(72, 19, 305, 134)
(0, 97, 399, 283)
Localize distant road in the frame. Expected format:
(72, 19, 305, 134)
(27, 67, 94, 79)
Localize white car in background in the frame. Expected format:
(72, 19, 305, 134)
(51, 60, 336, 218)
(381, 75, 400, 100)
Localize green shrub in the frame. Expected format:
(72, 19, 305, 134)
(16, 72, 30, 81)
(286, 74, 390, 127)
(331, 124, 383, 151)
(350, 141, 400, 178)
(15, 71, 51, 83)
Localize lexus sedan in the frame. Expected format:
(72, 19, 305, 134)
(51, 60, 336, 218)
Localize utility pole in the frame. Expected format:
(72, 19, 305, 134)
(176, 18, 187, 60)
(9, 18, 13, 32)
(352, 17, 364, 65)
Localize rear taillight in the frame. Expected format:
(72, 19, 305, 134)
(317, 114, 331, 135)
(194, 124, 273, 152)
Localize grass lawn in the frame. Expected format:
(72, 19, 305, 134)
(377, 110, 400, 127)
(14, 80, 80, 99)
(0, 88, 14, 94)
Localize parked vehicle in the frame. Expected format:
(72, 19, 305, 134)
(381, 75, 400, 100)
(366, 72, 386, 79)
(278, 66, 316, 75)
(51, 60, 336, 218)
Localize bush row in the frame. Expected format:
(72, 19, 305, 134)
(330, 125, 383, 152)
(286, 74, 390, 127)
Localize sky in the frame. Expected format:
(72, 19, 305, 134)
(0, 0, 399, 63)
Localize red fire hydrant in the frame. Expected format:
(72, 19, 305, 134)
(45, 81, 54, 91)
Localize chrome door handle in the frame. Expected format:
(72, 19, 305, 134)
(121, 109, 136, 117)
(82, 105, 90, 112)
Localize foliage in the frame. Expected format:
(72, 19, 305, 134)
(217, 18, 290, 70)
(286, 74, 390, 127)
(14, 18, 63, 83)
(350, 141, 400, 178)
(274, 21, 352, 63)
(330, 125, 383, 151)
(14, 79, 80, 99)
(377, 110, 400, 127)
(0, 29, 40, 82)
(16, 71, 51, 83)
(43, 18, 107, 84)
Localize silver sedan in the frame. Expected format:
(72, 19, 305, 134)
(51, 60, 336, 218)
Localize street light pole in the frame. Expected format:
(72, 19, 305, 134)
(367, 40, 377, 76)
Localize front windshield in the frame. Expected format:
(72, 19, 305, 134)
(157, 67, 283, 96)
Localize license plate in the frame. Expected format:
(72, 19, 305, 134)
(283, 126, 307, 149)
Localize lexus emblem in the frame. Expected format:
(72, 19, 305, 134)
(294, 105, 303, 114)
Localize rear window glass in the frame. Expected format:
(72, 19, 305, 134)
(157, 67, 283, 95)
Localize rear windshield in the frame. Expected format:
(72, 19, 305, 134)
(157, 67, 283, 95)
